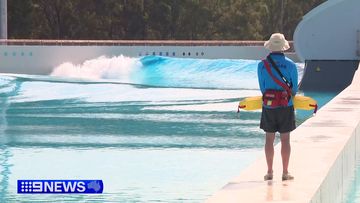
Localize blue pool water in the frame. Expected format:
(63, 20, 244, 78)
(0, 56, 336, 202)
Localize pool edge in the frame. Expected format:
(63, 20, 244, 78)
(206, 64, 360, 203)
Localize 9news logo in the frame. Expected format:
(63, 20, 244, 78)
(17, 180, 103, 194)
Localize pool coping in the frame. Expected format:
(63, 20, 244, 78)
(206, 64, 360, 202)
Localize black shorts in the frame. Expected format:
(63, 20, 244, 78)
(260, 106, 296, 133)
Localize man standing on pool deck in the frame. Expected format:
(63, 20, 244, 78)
(257, 33, 298, 181)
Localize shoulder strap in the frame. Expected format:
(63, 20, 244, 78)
(263, 59, 292, 96)
(266, 55, 292, 89)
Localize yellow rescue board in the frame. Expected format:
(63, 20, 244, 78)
(238, 95, 317, 111)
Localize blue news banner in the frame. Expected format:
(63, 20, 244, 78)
(17, 180, 103, 194)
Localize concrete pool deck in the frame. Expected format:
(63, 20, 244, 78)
(207, 64, 360, 202)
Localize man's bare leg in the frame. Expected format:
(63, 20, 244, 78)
(265, 132, 276, 174)
(280, 132, 290, 174)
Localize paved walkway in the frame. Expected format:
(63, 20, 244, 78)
(207, 65, 360, 202)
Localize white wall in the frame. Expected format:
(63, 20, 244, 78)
(0, 46, 130, 75)
(0, 45, 272, 75)
(294, 0, 360, 61)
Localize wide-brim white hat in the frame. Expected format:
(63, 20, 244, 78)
(264, 33, 290, 52)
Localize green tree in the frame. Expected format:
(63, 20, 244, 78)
(7, 0, 326, 40)
(8, 0, 33, 38)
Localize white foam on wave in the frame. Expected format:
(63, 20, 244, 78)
(0, 75, 18, 94)
(143, 101, 261, 112)
(296, 63, 305, 82)
(51, 55, 142, 82)
(10, 80, 262, 113)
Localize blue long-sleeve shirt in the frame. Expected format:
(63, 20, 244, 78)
(257, 53, 298, 107)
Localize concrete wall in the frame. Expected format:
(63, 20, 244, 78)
(0, 44, 299, 75)
(294, 0, 360, 61)
(207, 64, 360, 202)
(299, 60, 359, 92)
(0, 45, 267, 75)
